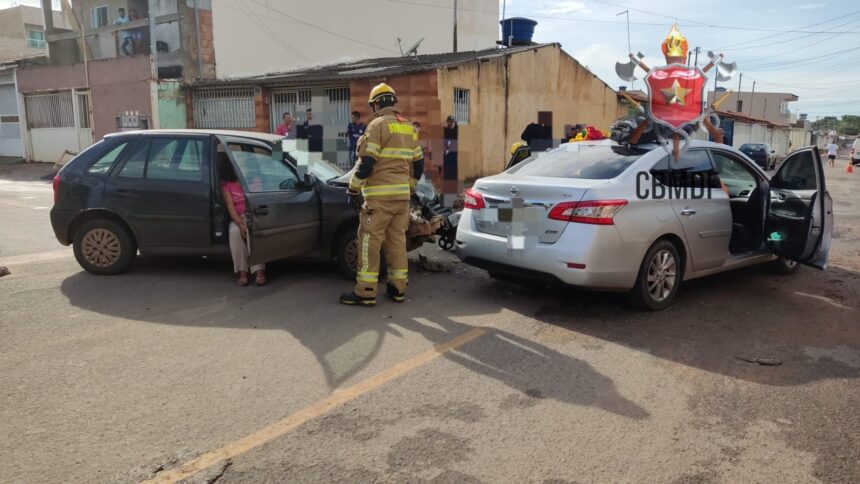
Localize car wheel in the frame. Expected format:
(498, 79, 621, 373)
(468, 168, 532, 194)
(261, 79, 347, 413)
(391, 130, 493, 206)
(770, 256, 800, 275)
(72, 219, 136, 275)
(335, 230, 359, 280)
(335, 230, 388, 281)
(629, 240, 681, 311)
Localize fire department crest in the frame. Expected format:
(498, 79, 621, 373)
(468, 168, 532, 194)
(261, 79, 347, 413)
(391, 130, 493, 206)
(614, 24, 737, 160)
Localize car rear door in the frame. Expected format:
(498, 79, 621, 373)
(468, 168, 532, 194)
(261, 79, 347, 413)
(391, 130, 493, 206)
(105, 134, 211, 248)
(217, 136, 321, 266)
(765, 147, 832, 269)
(664, 150, 732, 271)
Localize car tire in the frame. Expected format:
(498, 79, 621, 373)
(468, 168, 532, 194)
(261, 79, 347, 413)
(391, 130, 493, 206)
(629, 239, 682, 311)
(72, 218, 136, 275)
(335, 230, 359, 280)
(335, 230, 388, 281)
(770, 256, 800, 275)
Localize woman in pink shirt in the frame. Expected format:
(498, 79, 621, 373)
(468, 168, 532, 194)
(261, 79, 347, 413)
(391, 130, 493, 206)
(218, 153, 266, 286)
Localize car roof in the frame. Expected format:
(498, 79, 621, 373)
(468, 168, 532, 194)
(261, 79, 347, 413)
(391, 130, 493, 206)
(561, 139, 740, 152)
(104, 129, 283, 143)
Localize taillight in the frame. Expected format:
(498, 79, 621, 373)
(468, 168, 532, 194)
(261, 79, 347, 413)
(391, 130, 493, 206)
(53, 175, 60, 205)
(463, 187, 485, 210)
(548, 200, 628, 225)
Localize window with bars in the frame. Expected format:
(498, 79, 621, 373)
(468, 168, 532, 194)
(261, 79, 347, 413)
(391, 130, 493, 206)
(76, 92, 91, 129)
(270, 89, 312, 128)
(193, 87, 256, 129)
(25, 92, 75, 129)
(325, 87, 350, 124)
(453, 88, 470, 125)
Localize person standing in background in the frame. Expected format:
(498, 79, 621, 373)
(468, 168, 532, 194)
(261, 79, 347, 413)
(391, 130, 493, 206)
(347, 111, 366, 162)
(276, 112, 295, 138)
(826, 140, 838, 168)
(443, 115, 459, 206)
(113, 8, 132, 56)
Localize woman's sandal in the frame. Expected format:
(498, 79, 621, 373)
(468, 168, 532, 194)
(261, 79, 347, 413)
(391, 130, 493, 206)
(238, 272, 250, 286)
(255, 271, 267, 286)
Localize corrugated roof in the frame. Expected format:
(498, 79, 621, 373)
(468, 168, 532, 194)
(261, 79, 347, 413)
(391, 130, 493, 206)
(195, 44, 557, 87)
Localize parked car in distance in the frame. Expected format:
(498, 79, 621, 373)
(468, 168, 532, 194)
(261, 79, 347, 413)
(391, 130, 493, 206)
(739, 143, 776, 170)
(51, 130, 364, 277)
(456, 140, 832, 310)
(851, 138, 860, 166)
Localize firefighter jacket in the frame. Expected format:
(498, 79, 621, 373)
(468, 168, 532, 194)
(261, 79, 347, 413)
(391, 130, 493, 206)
(348, 107, 424, 201)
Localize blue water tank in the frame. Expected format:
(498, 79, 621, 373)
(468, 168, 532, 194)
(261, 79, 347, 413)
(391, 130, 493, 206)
(500, 17, 538, 46)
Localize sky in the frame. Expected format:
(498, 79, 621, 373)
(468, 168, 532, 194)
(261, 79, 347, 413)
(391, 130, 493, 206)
(498, 0, 860, 120)
(3, 0, 858, 119)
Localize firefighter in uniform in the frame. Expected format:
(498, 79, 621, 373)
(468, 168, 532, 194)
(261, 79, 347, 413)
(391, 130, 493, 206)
(340, 83, 424, 306)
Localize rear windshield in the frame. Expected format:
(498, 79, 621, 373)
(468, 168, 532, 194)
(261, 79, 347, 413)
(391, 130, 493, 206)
(507, 145, 648, 179)
(741, 144, 765, 150)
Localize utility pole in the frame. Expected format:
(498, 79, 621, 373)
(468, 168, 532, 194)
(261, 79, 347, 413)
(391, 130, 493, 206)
(750, 81, 755, 117)
(453, 0, 458, 53)
(736, 72, 743, 112)
(687, 51, 692, 66)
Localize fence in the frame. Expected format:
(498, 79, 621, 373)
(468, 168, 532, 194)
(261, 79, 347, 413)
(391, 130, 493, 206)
(24, 91, 75, 129)
(269, 89, 311, 129)
(193, 87, 256, 129)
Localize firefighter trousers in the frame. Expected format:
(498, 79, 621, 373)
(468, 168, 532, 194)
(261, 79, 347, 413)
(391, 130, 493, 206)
(354, 198, 409, 299)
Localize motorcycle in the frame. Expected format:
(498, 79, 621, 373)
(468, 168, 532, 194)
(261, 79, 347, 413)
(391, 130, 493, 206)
(408, 175, 460, 252)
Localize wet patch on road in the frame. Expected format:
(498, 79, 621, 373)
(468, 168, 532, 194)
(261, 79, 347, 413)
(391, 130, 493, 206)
(386, 429, 472, 475)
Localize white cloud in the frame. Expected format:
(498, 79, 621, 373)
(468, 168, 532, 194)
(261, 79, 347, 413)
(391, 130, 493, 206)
(536, 1, 591, 15)
(796, 3, 826, 10)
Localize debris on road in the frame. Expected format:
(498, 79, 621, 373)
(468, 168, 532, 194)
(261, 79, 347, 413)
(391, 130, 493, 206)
(735, 356, 782, 366)
(0, 266, 9, 277)
(418, 253, 446, 272)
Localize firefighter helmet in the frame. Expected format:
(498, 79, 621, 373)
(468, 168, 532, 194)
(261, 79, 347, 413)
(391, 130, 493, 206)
(368, 83, 397, 106)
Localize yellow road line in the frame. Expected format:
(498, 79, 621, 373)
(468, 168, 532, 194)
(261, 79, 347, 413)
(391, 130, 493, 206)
(142, 326, 488, 484)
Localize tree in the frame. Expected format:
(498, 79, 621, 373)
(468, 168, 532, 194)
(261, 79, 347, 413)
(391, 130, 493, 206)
(811, 115, 860, 135)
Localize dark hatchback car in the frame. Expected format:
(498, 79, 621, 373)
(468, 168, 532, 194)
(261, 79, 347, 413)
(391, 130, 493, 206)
(51, 130, 363, 277)
(739, 143, 776, 170)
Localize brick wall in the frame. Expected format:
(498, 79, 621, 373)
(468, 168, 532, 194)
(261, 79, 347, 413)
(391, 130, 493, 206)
(349, 70, 445, 186)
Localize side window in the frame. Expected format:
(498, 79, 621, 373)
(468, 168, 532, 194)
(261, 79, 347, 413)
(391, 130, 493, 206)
(118, 140, 148, 179)
(711, 152, 759, 198)
(649, 150, 718, 188)
(87, 141, 128, 175)
(228, 142, 299, 192)
(147, 139, 203, 182)
(772, 151, 818, 191)
(116, 138, 203, 182)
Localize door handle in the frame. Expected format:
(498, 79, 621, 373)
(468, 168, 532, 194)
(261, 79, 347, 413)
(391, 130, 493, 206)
(680, 208, 696, 216)
(254, 205, 269, 215)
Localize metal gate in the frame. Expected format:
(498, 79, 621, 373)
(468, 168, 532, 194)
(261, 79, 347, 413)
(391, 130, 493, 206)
(269, 88, 311, 129)
(193, 87, 256, 129)
(0, 71, 24, 158)
(23, 90, 93, 163)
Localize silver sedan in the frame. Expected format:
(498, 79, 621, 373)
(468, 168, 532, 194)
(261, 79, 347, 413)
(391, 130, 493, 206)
(456, 140, 832, 310)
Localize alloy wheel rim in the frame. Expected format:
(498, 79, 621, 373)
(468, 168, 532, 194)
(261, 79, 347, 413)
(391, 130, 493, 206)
(82, 228, 121, 268)
(647, 249, 676, 302)
(345, 238, 359, 270)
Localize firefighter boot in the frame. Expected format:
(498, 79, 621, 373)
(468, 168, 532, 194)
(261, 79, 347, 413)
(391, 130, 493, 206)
(339, 292, 376, 307)
(386, 283, 406, 303)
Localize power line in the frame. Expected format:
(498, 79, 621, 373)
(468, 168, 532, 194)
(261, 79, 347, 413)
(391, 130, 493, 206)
(227, 0, 312, 63)
(246, 0, 399, 54)
(723, 14, 860, 52)
(386, 0, 860, 34)
(714, 10, 860, 50)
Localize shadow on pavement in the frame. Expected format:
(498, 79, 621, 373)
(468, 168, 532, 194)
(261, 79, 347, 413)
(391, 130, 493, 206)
(59, 254, 648, 420)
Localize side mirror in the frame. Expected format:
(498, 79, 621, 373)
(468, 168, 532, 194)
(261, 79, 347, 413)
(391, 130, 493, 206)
(303, 173, 315, 190)
(771, 150, 776, 153)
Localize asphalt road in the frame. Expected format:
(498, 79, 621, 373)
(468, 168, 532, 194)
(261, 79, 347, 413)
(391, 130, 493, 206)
(1, 159, 858, 483)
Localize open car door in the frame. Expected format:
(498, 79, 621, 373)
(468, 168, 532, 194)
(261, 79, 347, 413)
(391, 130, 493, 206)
(218, 136, 321, 266)
(765, 147, 833, 269)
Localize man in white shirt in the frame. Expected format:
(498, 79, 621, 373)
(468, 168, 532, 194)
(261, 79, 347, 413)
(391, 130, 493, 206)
(113, 8, 132, 56)
(826, 141, 838, 168)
